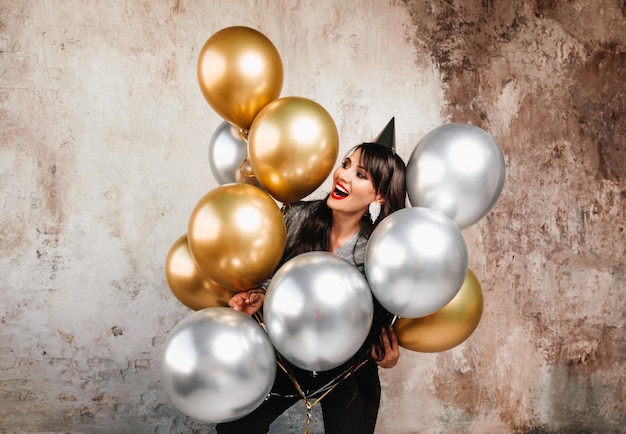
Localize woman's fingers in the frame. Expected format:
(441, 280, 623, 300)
(228, 292, 246, 311)
(228, 288, 265, 316)
(374, 326, 400, 369)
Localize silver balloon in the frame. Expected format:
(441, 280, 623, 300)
(406, 123, 506, 229)
(208, 121, 262, 187)
(264, 252, 374, 371)
(161, 307, 276, 423)
(365, 207, 468, 318)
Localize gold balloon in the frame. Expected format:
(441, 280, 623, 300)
(248, 96, 339, 204)
(165, 235, 234, 311)
(188, 184, 286, 291)
(197, 26, 284, 129)
(396, 269, 484, 353)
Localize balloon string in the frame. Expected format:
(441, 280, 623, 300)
(301, 358, 368, 399)
(252, 311, 266, 332)
(238, 128, 249, 142)
(255, 311, 370, 431)
(305, 401, 312, 434)
(390, 315, 398, 326)
(274, 352, 369, 434)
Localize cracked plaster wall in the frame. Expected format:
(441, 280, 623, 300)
(1, 1, 624, 433)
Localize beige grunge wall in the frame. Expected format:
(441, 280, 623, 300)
(1, 1, 624, 433)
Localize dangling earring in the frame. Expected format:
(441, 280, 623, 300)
(369, 202, 381, 224)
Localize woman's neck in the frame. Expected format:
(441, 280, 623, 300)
(329, 210, 362, 252)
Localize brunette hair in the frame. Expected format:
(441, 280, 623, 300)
(281, 143, 407, 362)
(354, 142, 406, 231)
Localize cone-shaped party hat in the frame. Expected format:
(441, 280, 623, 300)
(373, 117, 395, 151)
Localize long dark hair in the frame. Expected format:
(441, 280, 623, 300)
(281, 143, 407, 362)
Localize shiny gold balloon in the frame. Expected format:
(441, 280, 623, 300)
(197, 26, 284, 129)
(395, 269, 484, 353)
(165, 235, 234, 311)
(188, 184, 286, 291)
(248, 96, 339, 204)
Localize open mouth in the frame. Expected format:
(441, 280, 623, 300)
(331, 183, 349, 200)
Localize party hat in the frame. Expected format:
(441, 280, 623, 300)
(373, 117, 395, 151)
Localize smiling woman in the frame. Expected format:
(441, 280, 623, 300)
(221, 138, 407, 434)
(329, 149, 381, 209)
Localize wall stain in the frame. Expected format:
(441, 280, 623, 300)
(401, 0, 626, 431)
(571, 45, 626, 182)
(173, 0, 185, 14)
(56, 329, 75, 347)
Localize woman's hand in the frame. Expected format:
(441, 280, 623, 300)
(228, 288, 266, 316)
(372, 326, 400, 369)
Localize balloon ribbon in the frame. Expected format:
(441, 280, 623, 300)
(252, 307, 369, 433)
(274, 352, 368, 434)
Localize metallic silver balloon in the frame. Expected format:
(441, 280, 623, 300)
(161, 307, 276, 423)
(406, 123, 506, 229)
(264, 252, 374, 371)
(365, 207, 468, 319)
(208, 121, 262, 187)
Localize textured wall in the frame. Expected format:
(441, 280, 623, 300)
(0, 1, 624, 433)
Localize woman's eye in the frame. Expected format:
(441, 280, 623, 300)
(357, 172, 367, 179)
(341, 161, 349, 168)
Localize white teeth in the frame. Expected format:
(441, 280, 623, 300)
(336, 185, 348, 195)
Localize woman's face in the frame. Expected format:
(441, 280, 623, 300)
(327, 148, 383, 216)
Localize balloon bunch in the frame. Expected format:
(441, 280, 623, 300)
(367, 123, 506, 353)
(200, 26, 339, 203)
(160, 25, 506, 424)
(161, 26, 342, 423)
